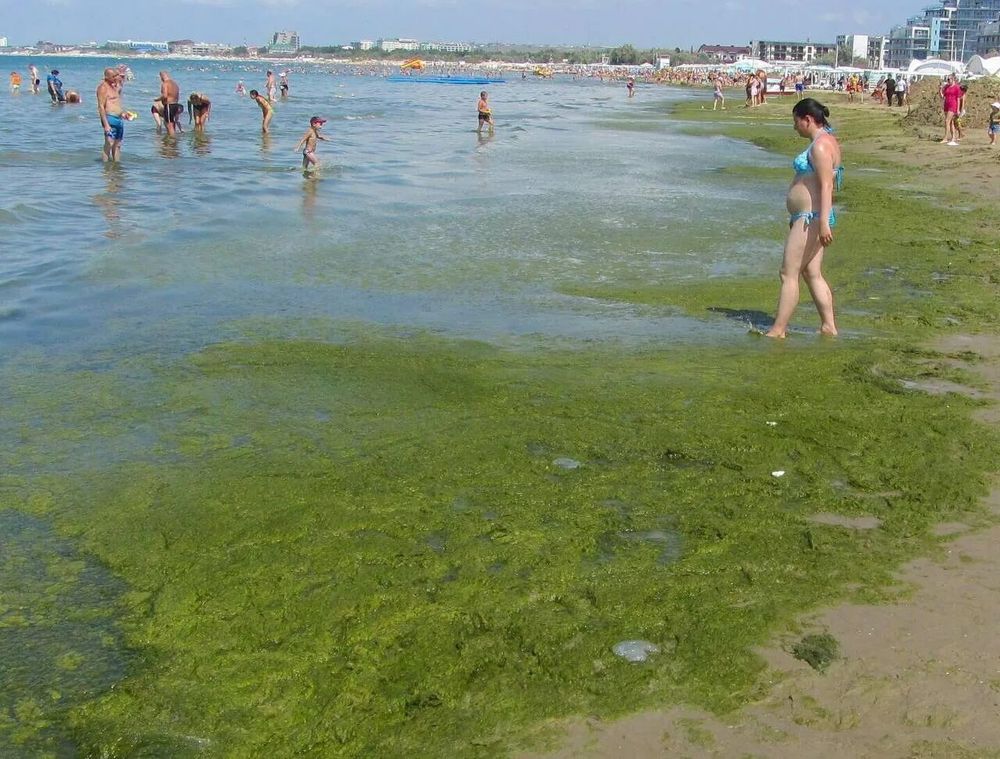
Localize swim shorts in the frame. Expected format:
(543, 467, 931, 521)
(478, 112, 491, 121)
(990, 124, 1000, 134)
(106, 113, 125, 141)
(167, 103, 184, 122)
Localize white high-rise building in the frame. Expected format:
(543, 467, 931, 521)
(836, 34, 889, 68)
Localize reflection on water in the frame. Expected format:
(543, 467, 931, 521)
(158, 135, 181, 160)
(93, 163, 126, 239)
(260, 131, 272, 154)
(302, 173, 319, 221)
(191, 131, 212, 156)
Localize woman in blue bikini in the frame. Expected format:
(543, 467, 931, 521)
(766, 98, 843, 339)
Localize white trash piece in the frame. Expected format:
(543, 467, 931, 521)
(613, 640, 660, 663)
(553, 458, 581, 470)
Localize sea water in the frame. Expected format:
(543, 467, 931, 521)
(0, 55, 786, 363)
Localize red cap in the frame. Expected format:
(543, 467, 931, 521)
(310, 116, 327, 125)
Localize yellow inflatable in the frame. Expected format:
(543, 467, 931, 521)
(533, 67, 553, 78)
(400, 58, 426, 71)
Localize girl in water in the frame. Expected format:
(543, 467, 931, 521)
(765, 98, 842, 339)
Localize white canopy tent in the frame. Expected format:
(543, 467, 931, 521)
(906, 58, 965, 77)
(966, 55, 1000, 76)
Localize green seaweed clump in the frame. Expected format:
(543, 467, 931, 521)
(791, 633, 840, 672)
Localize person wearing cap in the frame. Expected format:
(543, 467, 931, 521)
(295, 116, 329, 171)
(989, 102, 1000, 147)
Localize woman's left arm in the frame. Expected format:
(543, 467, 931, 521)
(812, 139, 835, 246)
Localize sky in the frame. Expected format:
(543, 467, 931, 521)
(0, 0, 928, 49)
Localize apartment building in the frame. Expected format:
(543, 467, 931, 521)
(750, 39, 836, 62)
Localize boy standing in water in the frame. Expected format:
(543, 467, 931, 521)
(477, 91, 494, 134)
(295, 116, 329, 170)
(249, 89, 273, 133)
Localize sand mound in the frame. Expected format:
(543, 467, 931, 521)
(903, 77, 1000, 129)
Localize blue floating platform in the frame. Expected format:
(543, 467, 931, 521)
(387, 75, 506, 85)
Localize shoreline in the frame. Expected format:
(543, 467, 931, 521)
(527, 95, 1000, 757)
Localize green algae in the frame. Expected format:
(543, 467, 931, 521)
(791, 633, 839, 672)
(2, 328, 998, 756)
(2, 98, 999, 758)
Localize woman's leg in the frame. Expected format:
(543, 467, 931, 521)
(766, 221, 812, 338)
(803, 245, 837, 335)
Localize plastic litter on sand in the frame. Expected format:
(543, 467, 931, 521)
(553, 458, 581, 470)
(613, 640, 660, 663)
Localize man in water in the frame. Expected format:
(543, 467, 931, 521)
(266, 71, 276, 102)
(97, 67, 125, 162)
(159, 71, 182, 136)
(28, 63, 39, 94)
(47, 69, 65, 103)
(477, 90, 494, 134)
(626, 77, 635, 97)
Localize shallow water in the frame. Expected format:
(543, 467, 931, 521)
(0, 55, 786, 362)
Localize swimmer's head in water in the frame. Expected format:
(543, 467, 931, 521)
(51, 69, 59, 75)
(103, 67, 117, 83)
(310, 116, 326, 127)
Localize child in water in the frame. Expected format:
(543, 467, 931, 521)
(249, 90, 273, 133)
(477, 91, 494, 134)
(295, 116, 329, 171)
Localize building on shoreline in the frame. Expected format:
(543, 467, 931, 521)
(887, 0, 1000, 66)
(168, 40, 234, 56)
(696, 44, 751, 62)
(419, 41, 473, 53)
(377, 38, 420, 52)
(269, 31, 300, 55)
(0, 37, 8, 48)
(836, 34, 889, 68)
(106, 39, 169, 53)
(750, 39, 836, 63)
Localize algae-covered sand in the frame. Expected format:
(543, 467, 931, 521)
(2, 96, 999, 757)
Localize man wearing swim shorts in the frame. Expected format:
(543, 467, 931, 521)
(477, 90, 494, 134)
(97, 67, 124, 162)
(159, 70, 182, 136)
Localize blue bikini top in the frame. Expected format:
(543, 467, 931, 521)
(794, 134, 844, 190)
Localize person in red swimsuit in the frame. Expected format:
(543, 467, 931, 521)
(939, 74, 963, 146)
